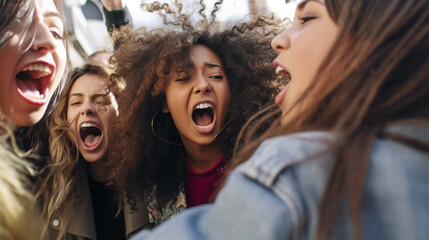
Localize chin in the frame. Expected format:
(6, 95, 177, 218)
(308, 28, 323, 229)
(14, 112, 44, 128)
(81, 154, 103, 163)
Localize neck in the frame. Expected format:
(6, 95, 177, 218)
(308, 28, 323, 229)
(183, 141, 224, 173)
(87, 159, 110, 182)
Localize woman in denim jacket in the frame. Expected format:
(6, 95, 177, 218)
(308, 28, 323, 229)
(130, 0, 429, 239)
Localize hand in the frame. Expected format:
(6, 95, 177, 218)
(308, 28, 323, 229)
(100, 0, 125, 11)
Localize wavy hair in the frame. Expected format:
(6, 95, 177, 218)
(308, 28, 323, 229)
(0, 115, 41, 240)
(108, 0, 286, 208)
(38, 62, 124, 239)
(231, 0, 429, 239)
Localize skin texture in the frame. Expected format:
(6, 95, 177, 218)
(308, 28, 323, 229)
(163, 45, 230, 172)
(100, 0, 124, 11)
(271, 0, 338, 126)
(66, 74, 118, 180)
(0, 0, 66, 128)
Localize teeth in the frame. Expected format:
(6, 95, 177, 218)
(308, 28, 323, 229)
(22, 92, 45, 100)
(275, 66, 285, 74)
(196, 123, 213, 129)
(22, 64, 52, 79)
(22, 64, 52, 73)
(196, 103, 212, 110)
(81, 122, 97, 128)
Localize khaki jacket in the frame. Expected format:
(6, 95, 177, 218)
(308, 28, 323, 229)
(47, 169, 150, 240)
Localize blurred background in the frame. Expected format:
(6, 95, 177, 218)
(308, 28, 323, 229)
(63, 0, 297, 67)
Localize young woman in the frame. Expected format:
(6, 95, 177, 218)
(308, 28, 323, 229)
(0, 0, 67, 239)
(109, 1, 284, 226)
(43, 62, 147, 239)
(0, 0, 67, 129)
(130, 0, 429, 239)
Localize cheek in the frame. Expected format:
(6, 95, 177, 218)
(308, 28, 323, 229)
(67, 109, 77, 124)
(165, 86, 185, 110)
(217, 83, 230, 108)
(105, 111, 117, 129)
(291, 39, 331, 96)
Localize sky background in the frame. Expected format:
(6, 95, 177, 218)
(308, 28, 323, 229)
(125, 0, 297, 28)
(67, 0, 297, 65)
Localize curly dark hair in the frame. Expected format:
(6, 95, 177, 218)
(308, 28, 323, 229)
(108, 0, 286, 208)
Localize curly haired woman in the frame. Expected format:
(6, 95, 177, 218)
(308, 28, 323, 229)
(108, 0, 285, 226)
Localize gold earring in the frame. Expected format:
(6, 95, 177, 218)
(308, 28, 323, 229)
(151, 111, 182, 146)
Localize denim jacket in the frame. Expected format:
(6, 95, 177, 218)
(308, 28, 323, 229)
(131, 125, 429, 240)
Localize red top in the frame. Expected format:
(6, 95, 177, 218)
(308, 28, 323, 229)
(185, 155, 227, 208)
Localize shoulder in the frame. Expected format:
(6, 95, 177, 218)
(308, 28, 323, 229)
(239, 131, 336, 188)
(229, 131, 337, 239)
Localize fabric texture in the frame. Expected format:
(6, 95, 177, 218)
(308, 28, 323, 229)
(131, 125, 429, 240)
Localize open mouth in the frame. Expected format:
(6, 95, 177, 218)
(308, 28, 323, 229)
(276, 66, 291, 83)
(80, 122, 103, 148)
(16, 63, 53, 105)
(192, 103, 215, 129)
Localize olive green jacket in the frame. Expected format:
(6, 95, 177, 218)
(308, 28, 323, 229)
(47, 170, 150, 240)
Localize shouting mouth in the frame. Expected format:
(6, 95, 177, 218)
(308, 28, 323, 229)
(192, 102, 216, 133)
(275, 66, 291, 83)
(16, 63, 53, 105)
(80, 122, 103, 150)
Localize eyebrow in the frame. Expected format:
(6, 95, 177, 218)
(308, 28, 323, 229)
(44, 11, 61, 19)
(69, 93, 107, 99)
(297, 0, 324, 10)
(205, 62, 225, 72)
(69, 93, 83, 98)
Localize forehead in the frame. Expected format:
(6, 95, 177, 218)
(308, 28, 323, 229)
(69, 74, 107, 94)
(296, 0, 324, 9)
(38, 0, 59, 13)
(189, 45, 222, 64)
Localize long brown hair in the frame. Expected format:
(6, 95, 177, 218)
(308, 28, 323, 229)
(38, 62, 124, 239)
(232, 0, 429, 239)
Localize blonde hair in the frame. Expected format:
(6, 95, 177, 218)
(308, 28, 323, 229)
(0, 117, 41, 240)
(37, 61, 124, 239)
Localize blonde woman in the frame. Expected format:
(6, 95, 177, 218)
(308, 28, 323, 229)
(43, 62, 147, 239)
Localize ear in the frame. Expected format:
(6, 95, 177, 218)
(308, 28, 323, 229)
(162, 104, 169, 113)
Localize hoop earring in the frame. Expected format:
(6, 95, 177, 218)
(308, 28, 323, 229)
(151, 111, 182, 146)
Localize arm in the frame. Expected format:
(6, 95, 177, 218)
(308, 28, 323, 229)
(100, 0, 133, 32)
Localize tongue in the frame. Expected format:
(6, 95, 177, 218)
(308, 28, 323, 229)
(84, 134, 101, 147)
(16, 78, 41, 95)
(195, 112, 213, 126)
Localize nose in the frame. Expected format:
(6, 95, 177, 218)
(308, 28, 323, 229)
(30, 21, 57, 54)
(81, 102, 96, 116)
(194, 75, 212, 94)
(271, 29, 290, 53)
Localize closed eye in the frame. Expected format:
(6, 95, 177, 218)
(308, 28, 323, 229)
(210, 75, 223, 80)
(175, 76, 191, 82)
(70, 102, 81, 106)
(298, 16, 317, 24)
